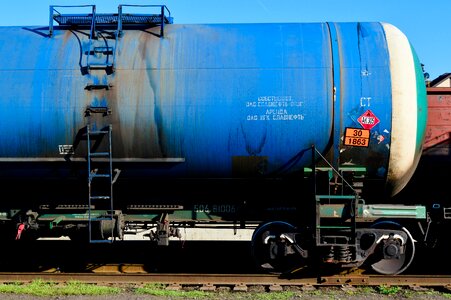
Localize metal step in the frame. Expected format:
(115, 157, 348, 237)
(90, 152, 110, 157)
(90, 196, 111, 200)
(90, 173, 111, 178)
(88, 63, 113, 70)
(316, 195, 356, 200)
(89, 239, 114, 244)
(85, 84, 111, 91)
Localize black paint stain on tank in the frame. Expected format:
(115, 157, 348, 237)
(240, 123, 267, 156)
(153, 97, 167, 158)
(146, 57, 167, 158)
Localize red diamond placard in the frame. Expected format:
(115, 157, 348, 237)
(357, 109, 380, 130)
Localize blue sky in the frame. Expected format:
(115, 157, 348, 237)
(0, 0, 449, 81)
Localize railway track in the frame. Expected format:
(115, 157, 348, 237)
(2, 240, 451, 297)
(2, 272, 451, 291)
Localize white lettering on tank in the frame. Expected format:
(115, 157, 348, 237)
(360, 97, 372, 107)
(245, 95, 305, 122)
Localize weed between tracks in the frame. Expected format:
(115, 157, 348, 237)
(0, 279, 120, 296)
(0, 280, 450, 299)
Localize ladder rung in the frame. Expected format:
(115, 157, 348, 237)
(88, 61, 113, 66)
(89, 130, 109, 135)
(85, 84, 111, 91)
(317, 226, 352, 229)
(316, 195, 356, 200)
(89, 64, 113, 70)
(85, 106, 111, 115)
(89, 240, 113, 244)
(89, 152, 110, 157)
(90, 196, 111, 200)
(90, 174, 111, 178)
(92, 47, 113, 54)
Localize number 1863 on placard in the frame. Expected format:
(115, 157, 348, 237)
(343, 128, 370, 147)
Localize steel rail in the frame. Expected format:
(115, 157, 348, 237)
(1, 273, 451, 288)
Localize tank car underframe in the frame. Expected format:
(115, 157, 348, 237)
(0, 196, 426, 273)
(0, 151, 428, 276)
(0, 156, 428, 275)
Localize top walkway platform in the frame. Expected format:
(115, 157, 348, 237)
(53, 13, 172, 26)
(49, 4, 173, 37)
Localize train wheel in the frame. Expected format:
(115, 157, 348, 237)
(369, 220, 416, 275)
(251, 221, 307, 274)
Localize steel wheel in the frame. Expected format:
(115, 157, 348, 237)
(251, 221, 307, 274)
(369, 220, 415, 275)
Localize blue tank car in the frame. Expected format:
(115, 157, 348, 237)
(0, 4, 428, 276)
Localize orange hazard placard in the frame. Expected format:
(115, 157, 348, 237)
(344, 128, 370, 147)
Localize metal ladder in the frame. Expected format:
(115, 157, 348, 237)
(86, 111, 114, 243)
(315, 194, 357, 247)
(311, 147, 359, 250)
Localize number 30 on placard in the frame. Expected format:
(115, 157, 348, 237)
(343, 128, 370, 147)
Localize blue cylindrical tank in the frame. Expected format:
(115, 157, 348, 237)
(0, 19, 427, 196)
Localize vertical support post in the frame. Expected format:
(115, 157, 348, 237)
(86, 123, 93, 242)
(117, 5, 123, 38)
(49, 6, 54, 37)
(311, 144, 319, 244)
(108, 124, 114, 218)
(85, 5, 97, 72)
(90, 5, 97, 40)
(310, 144, 322, 281)
(311, 145, 317, 196)
(160, 5, 165, 37)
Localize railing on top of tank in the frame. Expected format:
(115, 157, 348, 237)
(118, 5, 172, 38)
(49, 5, 96, 37)
(48, 4, 173, 38)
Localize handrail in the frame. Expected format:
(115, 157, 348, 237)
(312, 144, 358, 246)
(49, 5, 96, 37)
(118, 4, 171, 18)
(311, 145, 358, 196)
(117, 4, 172, 38)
